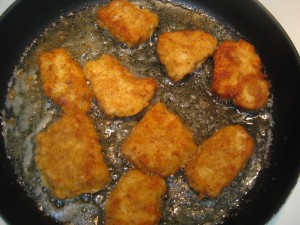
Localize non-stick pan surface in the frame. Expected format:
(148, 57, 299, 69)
(1, 0, 300, 225)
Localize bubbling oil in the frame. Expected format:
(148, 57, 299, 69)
(1, 0, 273, 225)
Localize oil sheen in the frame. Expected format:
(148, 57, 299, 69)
(1, 0, 273, 224)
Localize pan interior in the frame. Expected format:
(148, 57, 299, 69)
(1, 0, 273, 224)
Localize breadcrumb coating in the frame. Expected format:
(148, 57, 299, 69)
(121, 102, 197, 177)
(35, 114, 110, 199)
(84, 54, 157, 118)
(157, 30, 218, 82)
(97, 0, 159, 47)
(38, 48, 91, 114)
(105, 170, 166, 225)
(211, 40, 270, 110)
(185, 125, 254, 199)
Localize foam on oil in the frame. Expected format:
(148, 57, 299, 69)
(1, 1, 273, 224)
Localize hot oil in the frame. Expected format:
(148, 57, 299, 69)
(1, 0, 273, 224)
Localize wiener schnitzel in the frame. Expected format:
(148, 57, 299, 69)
(211, 40, 270, 110)
(157, 30, 217, 82)
(84, 54, 157, 117)
(105, 170, 166, 225)
(38, 48, 91, 114)
(121, 102, 197, 177)
(35, 114, 110, 199)
(97, 0, 159, 47)
(185, 125, 254, 199)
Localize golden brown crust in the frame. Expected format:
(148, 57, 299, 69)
(39, 48, 91, 114)
(157, 30, 218, 82)
(105, 170, 166, 225)
(211, 40, 270, 110)
(97, 0, 159, 47)
(185, 125, 254, 199)
(38, 48, 91, 114)
(121, 102, 197, 177)
(83, 54, 157, 118)
(35, 114, 110, 199)
(233, 74, 270, 110)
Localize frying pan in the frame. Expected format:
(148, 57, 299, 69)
(0, 0, 300, 224)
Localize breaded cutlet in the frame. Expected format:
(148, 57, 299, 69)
(38, 48, 91, 114)
(121, 102, 197, 177)
(97, 0, 159, 47)
(211, 40, 270, 110)
(105, 170, 166, 225)
(185, 125, 254, 199)
(83, 54, 157, 118)
(35, 114, 110, 199)
(157, 30, 218, 82)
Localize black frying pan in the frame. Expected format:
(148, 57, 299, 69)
(0, 0, 300, 224)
